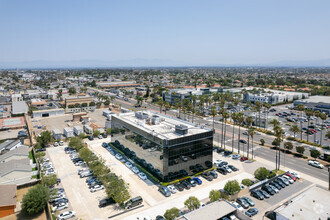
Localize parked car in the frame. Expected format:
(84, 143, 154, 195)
(245, 208, 258, 217)
(131, 166, 140, 174)
(181, 180, 191, 190)
(270, 181, 282, 190)
(125, 196, 143, 209)
(201, 172, 214, 181)
(187, 178, 197, 187)
(208, 170, 218, 179)
(223, 166, 232, 173)
(193, 177, 202, 185)
(99, 197, 115, 208)
(259, 189, 270, 199)
(231, 201, 244, 212)
(102, 133, 108, 138)
(228, 165, 238, 172)
(54, 142, 59, 147)
(261, 185, 275, 195)
(174, 183, 184, 191)
(52, 202, 68, 211)
(282, 175, 294, 184)
(232, 154, 240, 160)
(284, 172, 297, 181)
(159, 186, 171, 197)
(167, 185, 177, 194)
(98, 135, 103, 139)
(268, 184, 279, 193)
(115, 154, 123, 160)
(308, 160, 324, 169)
(274, 179, 286, 188)
(125, 161, 133, 169)
(239, 139, 247, 144)
(57, 211, 76, 220)
(51, 198, 69, 206)
(242, 197, 255, 206)
(240, 157, 248, 162)
(217, 167, 228, 175)
(251, 190, 264, 200)
(59, 141, 64, 146)
(88, 136, 94, 141)
(90, 185, 104, 192)
(236, 198, 249, 209)
(138, 172, 147, 180)
(277, 177, 289, 186)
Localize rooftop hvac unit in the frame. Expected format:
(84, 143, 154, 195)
(175, 124, 188, 135)
(151, 115, 160, 125)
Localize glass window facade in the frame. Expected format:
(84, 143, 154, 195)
(111, 116, 213, 182)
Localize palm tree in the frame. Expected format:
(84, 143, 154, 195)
(222, 111, 230, 151)
(289, 125, 300, 139)
(297, 104, 305, 140)
(231, 112, 237, 153)
(245, 116, 254, 158)
(273, 125, 284, 171)
(305, 109, 314, 142)
(255, 101, 262, 128)
(313, 110, 321, 143)
(237, 112, 244, 154)
(219, 108, 226, 148)
(211, 106, 217, 130)
(248, 127, 256, 159)
(158, 100, 164, 113)
(263, 103, 272, 129)
(319, 113, 327, 146)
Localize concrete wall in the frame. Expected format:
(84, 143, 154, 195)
(65, 106, 96, 113)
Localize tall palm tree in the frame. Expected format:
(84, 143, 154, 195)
(313, 110, 320, 143)
(245, 116, 254, 158)
(297, 104, 305, 140)
(273, 125, 284, 171)
(211, 106, 217, 130)
(222, 111, 230, 151)
(263, 103, 272, 129)
(320, 113, 327, 146)
(231, 112, 237, 153)
(305, 109, 314, 142)
(289, 124, 300, 139)
(248, 127, 256, 159)
(237, 112, 244, 154)
(219, 108, 226, 148)
(255, 101, 262, 128)
(158, 100, 164, 113)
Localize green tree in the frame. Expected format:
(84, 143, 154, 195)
(184, 196, 200, 211)
(224, 180, 241, 195)
(89, 102, 96, 106)
(209, 189, 221, 202)
(310, 149, 321, 159)
(106, 128, 111, 134)
(260, 139, 265, 146)
(241, 178, 252, 186)
(69, 137, 84, 151)
(296, 146, 305, 155)
(41, 174, 57, 187)
(254, 167, 269, 180)
(81, 103, 88, 107)
(289, 124, 300, 139)
(283, 142, 293, 152)
(326, 131, 330, 139)
(164, 207, 180, 220)
(78, 147, 94, 164)
(22, 184, 49, 215)
(69, 87, 77, 95)
(105, 176, 130, 205)
(36, 130, 53, 147)
(93, 130, 101, 137)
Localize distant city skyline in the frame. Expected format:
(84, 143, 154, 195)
(1, 0, 330, 68)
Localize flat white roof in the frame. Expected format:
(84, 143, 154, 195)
(113, 111, 211, 140)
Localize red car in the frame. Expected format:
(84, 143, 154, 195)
(284, 173, 296, 181)
(240, 157, 248, 162)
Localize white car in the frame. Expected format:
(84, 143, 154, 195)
(57, 211, 76, 220)
(125, 161, 132, 169)
(214, 159, 223, 166)
(148, 147, 157, 152)
(54, 142, 59, 147)
(53, 202, 68, 211)
(138, 172, 147, 180)
(282, 175, 294, 184)
(45, 170, 57, 175)
(75, 161, 85, 166)
(90, 185, 104, 192)
(231, 201, 244, 212)
(288, 171, 300, 179)
(59, 141, 64, 146)
(115, 154, 123, 160)
(223, 166, 232, 173)
(167, 185, 177, 194)
(308, 160, 324, 169)
(131, 166, 140, 174)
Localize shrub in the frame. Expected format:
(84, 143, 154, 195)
(241, 178, 252, 186)
(209, 189, 221, 202)
(184, 196, 200, 211)
(224, 180, 241, 195)
(22, 184, 49, 215)
(164, 207, 180, 220)
(267, 172, 276, 179)
(254, 167, 269, 181)
(260, 139, 265, 146)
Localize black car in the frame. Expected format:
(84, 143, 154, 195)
(236, 198, 249, 209)
(251, 190, 264, 200)
(88, 135, 94, 141)
(223, 150, 232, 156)
(102, 133, 108, 138)
(228, 165, 238, 172)
(239, 139, 247, 144)
(217, 148, 224, 154)
(51, 198, 69, 206)
(187, 178, 197, 187)
(201, 172, 213, 181)
(208, 170, 218, 179)
(259, 189, 270, 199)
(261, 185, 275, 195)
(181, 180, 191, 190)
(242, 197, 255, 206)
(269, 181, 282, 190)
(217, 167, 228, 175)
(174, 183, 184, 191)
(99, 197, 115, 207)
(155, 216, 165, 220)
(218, 161, 228, 167)
(36, 148, 46, 152)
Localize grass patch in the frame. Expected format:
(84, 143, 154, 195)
(32, 167, 37, 171)
(32, 175, 39, 179)
(29, 150, 36, 163)
(272, 169, 285, 175)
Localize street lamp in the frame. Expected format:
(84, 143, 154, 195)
(328, 167, 330, 191)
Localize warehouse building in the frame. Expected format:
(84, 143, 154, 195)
(32, 108, 64, 118)
(111, 111, 213, 181)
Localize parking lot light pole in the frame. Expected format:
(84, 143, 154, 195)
(328, 167, 330, 191)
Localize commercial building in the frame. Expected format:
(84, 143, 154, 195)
(32, 108, 64, 118)
(0, 117, 26, 131)
(162, 88, 203, 105)
(0, 139, 23, 155)
(0, 158, 32, 185)
(97, 80, 140, 88)
(11, 94, 23, 102)
(111, 111, 213, 181)
(30, 98, 47, 108)
(293, 95, 330, 114)
(52, 129, 62, 140)
(64, 95, 93, 108)
(11, 101, 28, 115)
(0, 146, 29, 163)
(0, 184, 17, 218)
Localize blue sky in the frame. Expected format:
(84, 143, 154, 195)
(0, 0, 330, 66)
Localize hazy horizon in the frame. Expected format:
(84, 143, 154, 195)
(1, 0, 330, 68)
